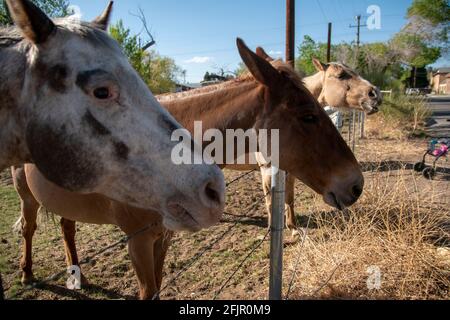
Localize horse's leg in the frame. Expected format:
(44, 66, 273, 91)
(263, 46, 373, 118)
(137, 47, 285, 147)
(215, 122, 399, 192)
(60, 218, 89, 286)
(153, 231, 174, 291)
(261, 168, 301, 244)
(285, 175, 298, 232)
(260, 167, 273, 229)
(128, 232, 158, 300)
(12, 166, 40, 285)
(284, 175, 302, 244)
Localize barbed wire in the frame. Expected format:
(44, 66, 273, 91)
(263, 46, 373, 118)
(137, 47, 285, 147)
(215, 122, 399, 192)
(226, 169, 257, 187)
(285, 213, 313, 300)
(153, 189, 269, 300)
(213, 229, 270, 300)
(152, 218, 241, 300)
(6, 223, 154, 300)
(4, 169, 269, 300)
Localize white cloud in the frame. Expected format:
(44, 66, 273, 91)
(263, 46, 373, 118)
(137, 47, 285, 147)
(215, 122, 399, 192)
(268, 50, 283, 56)
(184, 56, 213, 64)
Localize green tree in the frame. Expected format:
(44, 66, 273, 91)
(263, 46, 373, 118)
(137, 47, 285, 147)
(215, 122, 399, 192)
(233, 62, 247, 77)
(390, 33, 441, 67)
(109, 20, 183, 94)
(407, 0, 450, 25)
(403, 0, 449, 54)
(295, 36, 333, 76)
(0, 0, 70, 25)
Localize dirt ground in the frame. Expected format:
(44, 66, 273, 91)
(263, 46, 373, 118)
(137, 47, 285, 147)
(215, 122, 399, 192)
(0, 133, 449, 300)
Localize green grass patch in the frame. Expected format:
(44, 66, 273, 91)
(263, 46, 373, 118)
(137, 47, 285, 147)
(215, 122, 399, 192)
(0, 186, 20, 235)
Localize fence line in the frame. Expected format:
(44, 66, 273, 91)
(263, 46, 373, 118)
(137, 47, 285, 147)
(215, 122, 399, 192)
(3, 168, 259, 300)
(285, 214, 313, 299)
(3, 167, 305, 301)
(152, 217, 242, 300)
(6, 223, 154, 300)
(2, 131, 371, 301)
(381, 90, 393, 98)
(153, 190, 269, 300)
(213, 229, 270, 300)
(342, 111, 366, 152)
(226, 169, 257, 187)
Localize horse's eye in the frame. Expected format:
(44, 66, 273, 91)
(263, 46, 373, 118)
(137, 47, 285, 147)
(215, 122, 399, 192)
(93, 87, 110, 100)
(302, 115, 319, 124)
(338, 72, 350, 80)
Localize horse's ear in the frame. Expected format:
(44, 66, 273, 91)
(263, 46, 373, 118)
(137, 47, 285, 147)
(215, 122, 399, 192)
(6, 0, 55, 44)
(256, 47, 275, 62)
(237, 38, 282, 88)
(93, 1, 114, 31)
(312, 58, 328, 72)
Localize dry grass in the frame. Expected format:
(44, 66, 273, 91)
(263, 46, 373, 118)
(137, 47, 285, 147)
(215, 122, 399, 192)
(1, 128, 448, 300)
(365, 94, 431, 140)
(287, 168, 449, 300)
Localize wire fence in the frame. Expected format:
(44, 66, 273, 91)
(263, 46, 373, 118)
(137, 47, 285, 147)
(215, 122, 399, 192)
(153, 186, 271, 300)
(213, 228, 270, 300)
(285, 214, 313, 299)
(3, 168, 274, 301)
(2, 116, 365, 300)
(6, 223, 154, 300)
(340, 110, 366, 152)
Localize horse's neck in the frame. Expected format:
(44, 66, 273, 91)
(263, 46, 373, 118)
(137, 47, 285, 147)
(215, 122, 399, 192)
(303, 72, 324, 99)
(160, 81, 263, 134)
(0, 42, 30, 170)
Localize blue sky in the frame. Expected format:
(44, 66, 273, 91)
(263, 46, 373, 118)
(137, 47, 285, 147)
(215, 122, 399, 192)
(70, 0, 447, 83)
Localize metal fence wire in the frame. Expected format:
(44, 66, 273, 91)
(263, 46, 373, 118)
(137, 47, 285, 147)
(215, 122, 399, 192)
(3, 120, 364, 300)
(4, 169, 271, 301)
(153, 190, 271, 300)
(342, 111, 366, 152)
(6, 223, 154, 300)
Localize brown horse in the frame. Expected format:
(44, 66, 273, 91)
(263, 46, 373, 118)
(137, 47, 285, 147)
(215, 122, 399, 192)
(11, 39, 364, 299)
(0, 0, 226, 230)
(254, 49, 382, 239)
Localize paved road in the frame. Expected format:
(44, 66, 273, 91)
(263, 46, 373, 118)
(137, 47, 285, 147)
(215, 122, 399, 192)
(425, 95, 450, 138)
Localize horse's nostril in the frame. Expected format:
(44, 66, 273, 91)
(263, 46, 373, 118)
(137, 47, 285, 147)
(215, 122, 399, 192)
(205, 183, 221, 205)
(369, 90, 377, 99)
(352, 185, 363, 198)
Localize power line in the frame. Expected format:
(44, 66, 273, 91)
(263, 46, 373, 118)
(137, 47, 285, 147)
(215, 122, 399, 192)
(316, 0, 328, 23)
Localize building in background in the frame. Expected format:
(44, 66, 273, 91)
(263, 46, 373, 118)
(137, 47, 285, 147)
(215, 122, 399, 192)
(431, 68, 450, 95)
(174, 83, 202, 92)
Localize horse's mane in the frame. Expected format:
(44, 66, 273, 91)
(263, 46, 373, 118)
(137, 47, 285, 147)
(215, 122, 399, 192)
(0, 19, 120, 52)
(159, 59, 307, 102)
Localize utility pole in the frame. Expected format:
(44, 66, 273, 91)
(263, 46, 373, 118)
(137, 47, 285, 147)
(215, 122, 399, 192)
(350, 15, 368, 143)
(286, 0, 295, 67)
(327, 23, 332, 63)
(349, 15, 367, 69)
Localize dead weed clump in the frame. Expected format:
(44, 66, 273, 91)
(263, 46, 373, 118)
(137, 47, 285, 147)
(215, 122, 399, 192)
(287, 168, 449, 300)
